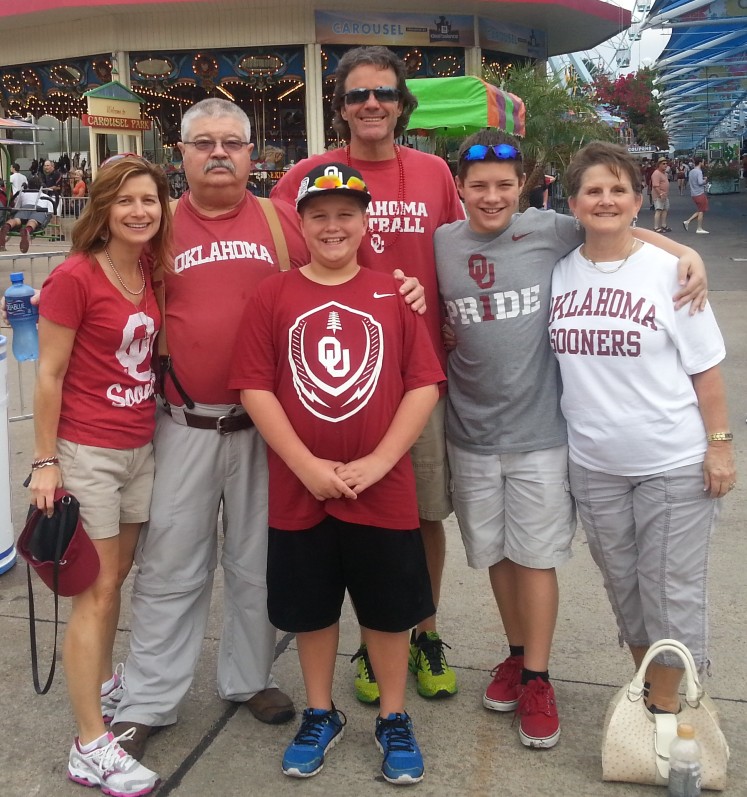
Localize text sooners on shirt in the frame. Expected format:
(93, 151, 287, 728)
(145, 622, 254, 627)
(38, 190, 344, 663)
(40, 252, 161, 449)
(230, 268, 444, 530)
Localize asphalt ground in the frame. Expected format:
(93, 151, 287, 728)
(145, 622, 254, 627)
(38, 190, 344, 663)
(0, 187, 745, 797)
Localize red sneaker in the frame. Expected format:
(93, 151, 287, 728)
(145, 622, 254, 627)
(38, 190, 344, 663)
(516, 678, 560, 748)
(0, 224, 10, 248)
(483, 654, 523, 711)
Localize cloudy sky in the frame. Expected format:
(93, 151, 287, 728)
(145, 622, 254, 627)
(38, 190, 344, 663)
(594, 0, 671, 73)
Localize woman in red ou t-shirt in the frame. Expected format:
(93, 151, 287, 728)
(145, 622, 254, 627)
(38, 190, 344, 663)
(29, 156, 171, 795)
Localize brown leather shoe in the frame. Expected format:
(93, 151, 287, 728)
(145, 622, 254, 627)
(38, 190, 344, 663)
(244, 688, 295, 725)
(109, 722, 166, 760)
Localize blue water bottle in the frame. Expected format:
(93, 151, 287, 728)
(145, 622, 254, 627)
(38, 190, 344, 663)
(5, 272, 39, 361)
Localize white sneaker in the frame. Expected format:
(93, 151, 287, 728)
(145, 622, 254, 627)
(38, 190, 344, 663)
(101, 663, 125, 723)
(695, 229, 710, 234)
(68, 729, 159, 796)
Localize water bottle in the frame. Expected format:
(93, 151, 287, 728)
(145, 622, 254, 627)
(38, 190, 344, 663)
(5, 272, 38, 361)
(668, 723, 702, 797)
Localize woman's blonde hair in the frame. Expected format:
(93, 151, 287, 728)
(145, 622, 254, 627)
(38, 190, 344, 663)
(71, 157, 172, 275)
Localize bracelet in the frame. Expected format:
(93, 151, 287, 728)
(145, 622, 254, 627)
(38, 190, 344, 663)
(706, 432, 733, 443)
(31, 456, 59, 470)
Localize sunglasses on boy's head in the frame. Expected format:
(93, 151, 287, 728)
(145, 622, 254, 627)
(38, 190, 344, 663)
(343, 86, 401, 106)
(461, 143, 522, 162)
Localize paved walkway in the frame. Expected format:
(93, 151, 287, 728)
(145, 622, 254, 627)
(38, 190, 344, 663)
(0, 188, 745, 796)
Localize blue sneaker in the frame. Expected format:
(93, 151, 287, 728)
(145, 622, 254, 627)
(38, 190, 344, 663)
(375, 712, 424, 785)
(282, 707, 345, 778)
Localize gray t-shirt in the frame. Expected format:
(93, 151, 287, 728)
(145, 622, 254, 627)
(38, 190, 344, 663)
(435, 208, 582, 454)
(688, 166, 706, 197)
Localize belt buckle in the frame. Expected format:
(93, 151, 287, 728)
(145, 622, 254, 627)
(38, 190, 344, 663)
(216, 414, 231, 435)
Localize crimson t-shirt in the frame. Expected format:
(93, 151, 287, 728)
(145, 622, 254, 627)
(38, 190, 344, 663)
(40, 252, 161, 449)
(230, 268, 444, 530)
(163, 191, 308, 406)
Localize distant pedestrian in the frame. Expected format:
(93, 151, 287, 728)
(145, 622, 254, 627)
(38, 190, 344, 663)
(651, 158, 671, 233)
(683, 157, 709, 234)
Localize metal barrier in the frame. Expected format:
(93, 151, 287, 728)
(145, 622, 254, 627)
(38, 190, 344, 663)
(0, 250, 67, 421)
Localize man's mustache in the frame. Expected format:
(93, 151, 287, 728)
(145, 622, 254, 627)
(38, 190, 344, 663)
(204, 158, 236, 174)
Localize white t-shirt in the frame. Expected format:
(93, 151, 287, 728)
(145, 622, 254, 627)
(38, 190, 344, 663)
(10, 172, 27, 205)
(17, 189, 55, 213)
(548, 241, 725, 475)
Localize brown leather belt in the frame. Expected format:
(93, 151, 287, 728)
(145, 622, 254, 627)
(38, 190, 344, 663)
(164, 405, 253, 435)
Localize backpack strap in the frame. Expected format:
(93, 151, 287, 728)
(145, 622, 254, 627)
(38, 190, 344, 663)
(256, 197, 290, 272)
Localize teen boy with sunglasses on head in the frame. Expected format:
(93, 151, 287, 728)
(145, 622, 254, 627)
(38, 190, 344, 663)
(435, 129, 708, 750)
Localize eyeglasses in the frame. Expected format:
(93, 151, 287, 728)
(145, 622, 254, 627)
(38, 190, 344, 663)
(182, 139, 251, 153)
(343, 87, 401, 106)
(461, 143, 522, 162)
(100, 153, 147, 168)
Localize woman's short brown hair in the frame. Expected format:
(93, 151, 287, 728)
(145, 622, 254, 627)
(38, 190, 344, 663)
(564, 141, 642, 199)
(71, 157, 172, 275)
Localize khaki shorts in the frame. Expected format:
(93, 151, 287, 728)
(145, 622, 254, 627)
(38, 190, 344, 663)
(654, 197, 669, 211)
(448, 442, 576, 569)
(410, 396, 452, 522)
(57, 439, 155, 539)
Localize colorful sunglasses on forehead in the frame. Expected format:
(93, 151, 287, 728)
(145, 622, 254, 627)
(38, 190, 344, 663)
(462, 143, 522, 162)
(100, 153, 148, 168)
(312, 173, 368, 193)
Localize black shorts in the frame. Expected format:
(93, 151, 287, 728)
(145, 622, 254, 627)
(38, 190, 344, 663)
(267, 516, 434, 634)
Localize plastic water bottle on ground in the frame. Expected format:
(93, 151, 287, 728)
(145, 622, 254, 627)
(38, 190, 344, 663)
(5, 272, 38, 361)
(668, 723, 702, 797)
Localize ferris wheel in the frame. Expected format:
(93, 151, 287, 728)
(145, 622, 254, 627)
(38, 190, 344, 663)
(548, 1, 652, 87)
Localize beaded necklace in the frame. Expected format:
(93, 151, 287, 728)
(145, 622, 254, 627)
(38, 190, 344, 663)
(104, 247, 146, 295)
(581, 238, 639, 274)
(346, 144, 405, 251)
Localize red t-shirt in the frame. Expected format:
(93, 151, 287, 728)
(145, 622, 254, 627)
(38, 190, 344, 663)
(40, 252, 161, 449)
(230, 268, 444, 530)
(163, 191, 308, 405)
(272, 147, 465, 374)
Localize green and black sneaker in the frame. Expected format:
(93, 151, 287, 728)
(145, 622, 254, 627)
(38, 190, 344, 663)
(408, 630, 458, 699)
(351, 644, 380, 705)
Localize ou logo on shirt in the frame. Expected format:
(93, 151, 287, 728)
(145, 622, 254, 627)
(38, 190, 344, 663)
(116, 312, 156, 381)
(288, 301, 384, 423)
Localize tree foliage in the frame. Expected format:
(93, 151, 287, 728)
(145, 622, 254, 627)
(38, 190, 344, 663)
(592, 67, 668, 149)
(488, 63, 615, 207)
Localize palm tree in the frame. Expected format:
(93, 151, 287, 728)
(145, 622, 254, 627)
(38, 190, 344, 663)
(490, 64, 615, 209)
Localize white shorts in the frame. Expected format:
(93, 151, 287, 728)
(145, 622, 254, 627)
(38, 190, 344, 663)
(447, 442, 576, 569)
(57, 439, 154, 539)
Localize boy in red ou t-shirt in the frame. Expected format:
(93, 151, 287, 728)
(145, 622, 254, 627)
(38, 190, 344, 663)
(230, 162, 443, 785)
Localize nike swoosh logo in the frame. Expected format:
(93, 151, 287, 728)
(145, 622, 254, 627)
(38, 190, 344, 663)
(373, 292, 396, 299)
(512, 232, 533, 241)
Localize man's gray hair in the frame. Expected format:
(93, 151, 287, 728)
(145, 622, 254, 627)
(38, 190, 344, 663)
(181, 98, 252, 142)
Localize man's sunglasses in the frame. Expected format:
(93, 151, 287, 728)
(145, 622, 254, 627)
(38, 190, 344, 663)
(461, 143, 522, 162)
(343, 87, 401, 106)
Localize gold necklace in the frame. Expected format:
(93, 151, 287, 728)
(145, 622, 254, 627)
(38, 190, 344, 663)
(104, 247, 145, 295)
(581, 238, 639, 274)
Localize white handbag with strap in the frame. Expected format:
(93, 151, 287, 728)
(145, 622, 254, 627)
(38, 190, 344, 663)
(601, 638, 729, 790)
